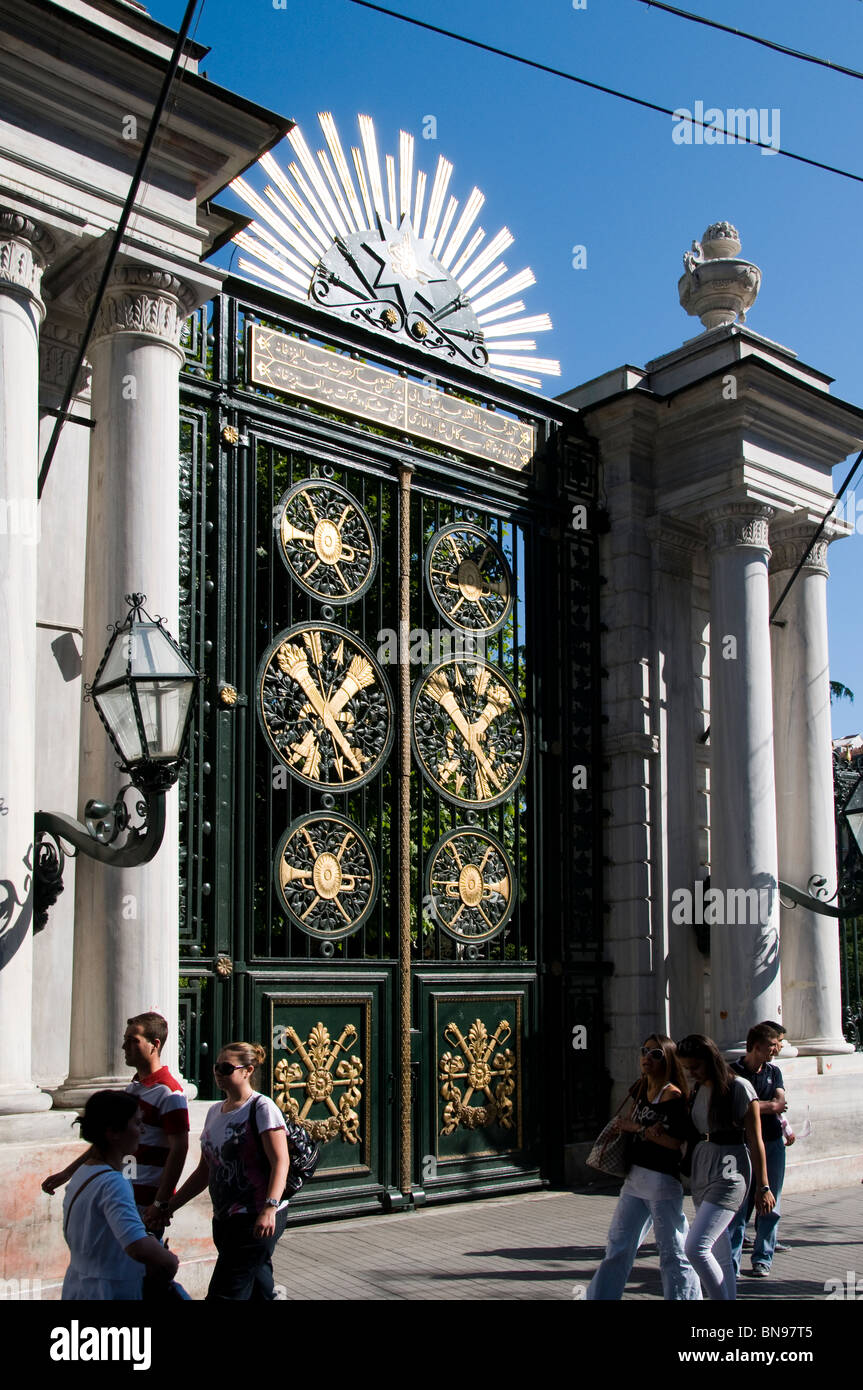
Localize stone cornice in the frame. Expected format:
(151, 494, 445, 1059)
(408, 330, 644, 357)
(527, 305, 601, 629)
(705, 502, 773, 553)
(0, 210, 54, 318)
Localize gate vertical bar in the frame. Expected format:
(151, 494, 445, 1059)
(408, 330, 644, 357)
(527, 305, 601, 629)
(398, 462, 414, 1196)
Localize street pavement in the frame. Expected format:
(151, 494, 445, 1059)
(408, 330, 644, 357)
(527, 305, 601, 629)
(272, 1181, 862, 1300)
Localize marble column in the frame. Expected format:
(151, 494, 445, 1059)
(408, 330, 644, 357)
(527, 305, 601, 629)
(53, 266, 190, 1104)
(770, 525, 853, 1053)
(707, 503, 783, 1053)
(650, 520, 707, 1040)
(0, 211, 53, 1113)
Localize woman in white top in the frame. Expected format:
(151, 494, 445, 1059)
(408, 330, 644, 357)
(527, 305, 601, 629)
(676, 1034, 775, 1301)
(61, 1091, 178, 1300)
(167, 1041, 289, 1300)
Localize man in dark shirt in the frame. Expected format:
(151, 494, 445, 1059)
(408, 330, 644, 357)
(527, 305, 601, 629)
(728, 1022, 787, 1277)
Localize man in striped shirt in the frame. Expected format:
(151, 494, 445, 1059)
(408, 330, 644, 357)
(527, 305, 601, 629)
(43, 1012, 189, 1232)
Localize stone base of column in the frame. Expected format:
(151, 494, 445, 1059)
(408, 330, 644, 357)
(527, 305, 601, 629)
(51, 1074, 199, 1107)
(789, 1037, 855, 1056)
(0, 1084, 53, 1116)
(50, 1075, 130, 1109)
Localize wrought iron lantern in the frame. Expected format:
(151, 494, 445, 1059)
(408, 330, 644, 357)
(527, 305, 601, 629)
(89, 593, 197, 791)
(33, 593, 199, 930)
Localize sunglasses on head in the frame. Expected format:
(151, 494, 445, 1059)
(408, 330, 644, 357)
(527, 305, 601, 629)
(640, 1047, 664, 1060)
(213, 1062, 247, 1076)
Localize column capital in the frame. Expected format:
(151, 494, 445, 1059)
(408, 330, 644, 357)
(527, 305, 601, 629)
(646, 515, 703, 578)
(80, 265, 196, 359)
(769, 521, 837, 577)
(39, 320, 92, 396)
(705, 501, 774, 553)
(0, 210, 55, 320)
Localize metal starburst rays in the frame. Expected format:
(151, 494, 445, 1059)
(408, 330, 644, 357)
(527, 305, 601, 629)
(231, 111, 560, 390)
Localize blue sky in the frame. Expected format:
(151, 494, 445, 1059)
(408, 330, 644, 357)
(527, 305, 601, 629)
(147, 0, 863, 733)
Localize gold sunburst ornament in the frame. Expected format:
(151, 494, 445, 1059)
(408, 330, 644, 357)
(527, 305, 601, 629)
(230, 112, 560, 390)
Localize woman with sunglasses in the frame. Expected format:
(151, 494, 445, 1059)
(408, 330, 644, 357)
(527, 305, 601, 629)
(586, 1035, 701, 1300)
(675, 1033, 775, 1300)
(166, 1041, 289, 1300)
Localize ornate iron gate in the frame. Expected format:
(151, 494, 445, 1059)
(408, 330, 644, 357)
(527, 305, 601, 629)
(178, 278, 603, 1215)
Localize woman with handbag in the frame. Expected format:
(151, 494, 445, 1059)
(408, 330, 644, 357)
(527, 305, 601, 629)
(586, 1035, 701, 1300)
(676, 1033, 774, 1300)
(62, 1091, 179, 1300)
(166, 1041, 290, 1300)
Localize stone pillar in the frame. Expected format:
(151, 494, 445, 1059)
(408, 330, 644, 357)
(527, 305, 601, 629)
(770, 525, 853, 1054)
(0, 212, 53, 1114)
(54, 267, 190, 1105)
(32, 323, 91, 1089)
(650, 520, 706, 1039)
(707, 503, 783, 1053)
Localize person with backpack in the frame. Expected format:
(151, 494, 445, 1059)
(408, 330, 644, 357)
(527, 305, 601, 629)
(165, 1040, 290, 1300)
(676, 1034, 775, 1300)
(61, 1091, 179, 1300)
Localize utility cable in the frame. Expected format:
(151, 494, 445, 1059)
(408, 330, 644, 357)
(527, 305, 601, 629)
(343, 0, 863, 185)
(37, 0, 204, 499)
(635, 0, 863, 82)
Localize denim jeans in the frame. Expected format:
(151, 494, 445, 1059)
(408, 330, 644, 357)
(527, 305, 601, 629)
(206, 1207, 289, 1301)
(729, 1136, 786, 1273)
(685, 1200, 737, 1300)
(586, 1189, 702, 1300)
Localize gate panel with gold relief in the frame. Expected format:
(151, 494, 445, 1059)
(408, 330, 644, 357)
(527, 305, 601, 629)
(179, 270, 602, 1217)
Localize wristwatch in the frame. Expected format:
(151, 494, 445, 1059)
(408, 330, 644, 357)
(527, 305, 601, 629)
(264, 1198, 280, 1208)
(760, 1185, 771, 1193)
(153, 1200, 170, 1211)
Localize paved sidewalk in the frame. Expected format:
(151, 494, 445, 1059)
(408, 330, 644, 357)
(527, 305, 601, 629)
(272, 1182, 862, 1300)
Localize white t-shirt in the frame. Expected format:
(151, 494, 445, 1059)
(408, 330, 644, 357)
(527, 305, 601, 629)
(200, 1093, 288, 1220)
(62, 1164, 147, 1301)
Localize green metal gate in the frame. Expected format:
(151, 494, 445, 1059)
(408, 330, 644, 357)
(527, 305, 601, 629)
(177, 278, 604, 1216)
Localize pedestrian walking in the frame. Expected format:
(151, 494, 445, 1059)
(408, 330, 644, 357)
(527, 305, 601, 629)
(43, 1011, 190, 1232)
(166, 1041, 290, 1300)
(676, 1034, 775, 1300)
(61, 1091, 178, 1300)
(728, 1023, 788, 1277)
(586, 1034, 701, 1300)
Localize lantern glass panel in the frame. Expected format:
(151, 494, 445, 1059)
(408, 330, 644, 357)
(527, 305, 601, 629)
(844, 780, 863, 857)
(136, 679, 195, 759)
(846, 810, 863, 859)
(94, 687, 143, 761)
(130, 623, 195, 679)
(97, 631, 133, 686)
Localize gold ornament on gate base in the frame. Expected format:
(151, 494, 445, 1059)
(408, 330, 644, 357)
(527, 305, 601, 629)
(273, 1021, 364, 1143)
(438, 1018, 516, 1132)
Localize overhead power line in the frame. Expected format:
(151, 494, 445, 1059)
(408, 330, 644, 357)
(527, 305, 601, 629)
(635, 0, 863, 82)
(344, 0, 863, 185)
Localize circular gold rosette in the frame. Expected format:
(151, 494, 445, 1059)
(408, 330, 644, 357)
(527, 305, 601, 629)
(411, 657, 528, 808)
(257, 622, 394, 790)
(424, 523, 513, 635)
(275, 480, 377, 603)
(425, 828, 515, 943)
(273, 812, 378, 940)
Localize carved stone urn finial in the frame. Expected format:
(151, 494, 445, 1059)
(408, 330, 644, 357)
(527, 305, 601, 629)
(678, 221, 761, 330)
